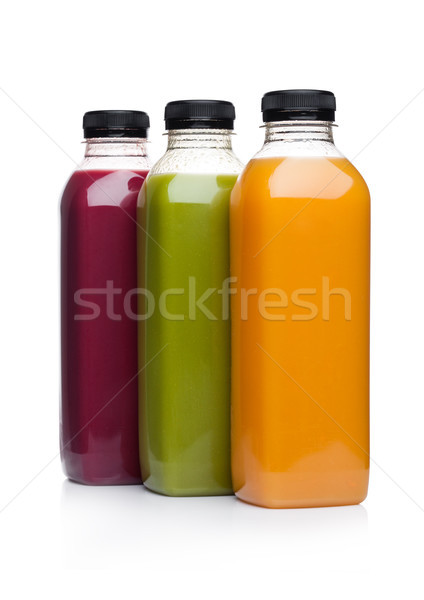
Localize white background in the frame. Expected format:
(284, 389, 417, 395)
(0, 0, 423, 596)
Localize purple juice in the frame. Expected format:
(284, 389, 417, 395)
(60, 168, 148, 484)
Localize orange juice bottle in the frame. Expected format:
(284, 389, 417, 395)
(230, 90, 370, 508)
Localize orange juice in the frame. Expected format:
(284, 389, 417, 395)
(230, 90, 370, 508)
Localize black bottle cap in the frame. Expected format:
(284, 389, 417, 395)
(83, 110, 150, 138)
(261, 90, 336, 122)
(164, 100, 235, 130)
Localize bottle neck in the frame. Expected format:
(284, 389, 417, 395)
(256, 121, 341, 159)
(84, 137, 149, 157)
(80, 137, 150, 171)
(150, 128, 242, 175)
(166, 129, 233, 150)
(264, 121, 334, 143)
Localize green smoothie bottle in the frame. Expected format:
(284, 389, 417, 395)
(137, 100, 242, 496)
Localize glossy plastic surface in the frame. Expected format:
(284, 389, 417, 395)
(138, 173, 237, 496)
(230, 155, 370, 508)
(61, 168, 148, 485)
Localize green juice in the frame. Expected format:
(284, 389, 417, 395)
(137, 173, 238, 496)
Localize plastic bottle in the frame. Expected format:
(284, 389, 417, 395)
(230, 90, 370, 508)
(61, 110, 150, 484)
(138, 100, 243, 496)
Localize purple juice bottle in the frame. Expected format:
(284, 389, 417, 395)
(60, 110, 150, 484)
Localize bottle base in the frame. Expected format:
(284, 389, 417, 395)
(62, 458, 142, 486)
(235, 491, 368, 509)
(66, 475, 142, 486)
(143, 479, 234, 498)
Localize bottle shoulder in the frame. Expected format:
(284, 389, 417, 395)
(237, 155, 369, 201)
(79, 154, 151, 171)
(60, 169, 148, 211)
(149, 148, 243, 175)
(253, 139, 343, 160)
